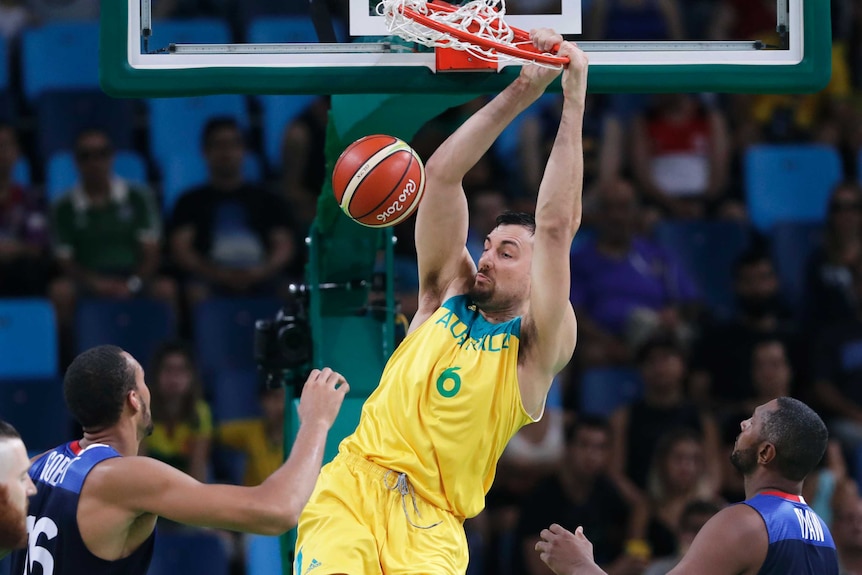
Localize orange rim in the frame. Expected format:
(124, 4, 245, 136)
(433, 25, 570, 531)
(398, 1, 569, 65)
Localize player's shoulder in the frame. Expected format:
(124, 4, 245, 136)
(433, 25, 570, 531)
(703, 503, 767, 542)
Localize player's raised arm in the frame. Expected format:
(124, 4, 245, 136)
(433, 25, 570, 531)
(520, 36, 588, 414)
(415, 59, 561, 311)
(88, 369, 347, 535)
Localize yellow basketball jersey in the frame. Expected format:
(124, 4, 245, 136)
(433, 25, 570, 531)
(340, 294, 534, 519)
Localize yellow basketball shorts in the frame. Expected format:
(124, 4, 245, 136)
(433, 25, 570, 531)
(294, 451, 469, 575)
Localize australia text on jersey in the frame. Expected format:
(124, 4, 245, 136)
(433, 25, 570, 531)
(435, 311, 513, 351)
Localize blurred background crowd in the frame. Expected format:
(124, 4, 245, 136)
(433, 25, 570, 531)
(2, 0, 862, 574)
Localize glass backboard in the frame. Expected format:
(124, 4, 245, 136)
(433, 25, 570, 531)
(100, 0, 832, 97)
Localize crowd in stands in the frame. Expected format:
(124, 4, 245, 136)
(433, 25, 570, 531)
(3, 0, 862, 574)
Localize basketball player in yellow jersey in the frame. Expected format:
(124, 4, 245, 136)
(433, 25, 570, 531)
(295, 29, 588, 575)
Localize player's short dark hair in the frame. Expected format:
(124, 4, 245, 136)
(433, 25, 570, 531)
(64, 345, 137, 429)
(564, 414, 611, 445)
(0, 420, 21, 441)
(760, 397, 828, 482)
(495, 211, 536, 235)
(202, 116, 243, 149)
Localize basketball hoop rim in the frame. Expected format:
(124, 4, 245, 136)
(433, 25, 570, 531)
(398, 0, 569, 66)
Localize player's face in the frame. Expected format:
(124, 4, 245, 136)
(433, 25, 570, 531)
(0, 438, 36, 551)
(470, 225, 533, 312)
(730, 400, 775, 475)
(126, 354, 154, 439)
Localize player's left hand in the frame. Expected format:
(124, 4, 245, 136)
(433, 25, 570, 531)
(536, 524, 600, 575)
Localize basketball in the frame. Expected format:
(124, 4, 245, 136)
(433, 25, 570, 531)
(332, 134, 426, 228)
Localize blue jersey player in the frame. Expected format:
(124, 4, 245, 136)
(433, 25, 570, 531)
(536, 397, 838, 575)
(8, 345, 348, 575)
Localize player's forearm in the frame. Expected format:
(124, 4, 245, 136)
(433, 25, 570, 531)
(257, 420, 330, 531)
(426, 77, 543, 185)
(534, 99, 584, 239)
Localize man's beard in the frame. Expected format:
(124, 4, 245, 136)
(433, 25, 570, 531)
(730, 443, 758, 476)
(142, 404, 154, 438)
(0, 484, 28, 552)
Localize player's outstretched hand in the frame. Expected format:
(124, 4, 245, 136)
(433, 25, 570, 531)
(557, 41, 589, 107)
(520, 28, 564, 91)
(297, 368, 349, 429)
(536, 524, 603, 575)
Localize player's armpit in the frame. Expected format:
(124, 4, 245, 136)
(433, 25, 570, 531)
(92, 456, 298, 535)
(668, 504, 767, 575)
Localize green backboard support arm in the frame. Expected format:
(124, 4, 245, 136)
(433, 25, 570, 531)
(279, 92, 475, 572)
(100, 0, 832, 96)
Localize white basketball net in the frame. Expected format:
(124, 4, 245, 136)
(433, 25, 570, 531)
(376, 0, 558, 66)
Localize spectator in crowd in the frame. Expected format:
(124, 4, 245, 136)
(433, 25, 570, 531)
(588, 0, 684, 41)
(631, 94, 734, 221)
(216, 384, 285, 487)
(812, 256, 862, 450)
(0, 122, 49, 296)
(802, 439, 849, 527)
(727, 338, 794, 417)
(708, 0, 774, 41)
(169, 117, 297, 304)
(48, 129, 176, 333)
(804, 182, 862, 332)
(644, 430, 722, 560)
(642, 500, 721, 575)
(833, 492, 862, 575)
(570, 178, 701, 366)
(516, 415, 649, 575)
(609, 334, 721, 491)
(689, 249, 800, 409)
(141, 341, 212, 483)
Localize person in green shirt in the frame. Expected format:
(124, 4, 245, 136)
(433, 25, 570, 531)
(47, 129, 177, 333)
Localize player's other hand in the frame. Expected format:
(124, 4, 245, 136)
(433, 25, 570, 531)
(297, 368, 349, 429)
(557, 41, 589, 105)
(535, 524, 598, 575)
(520, 28, 564, 91)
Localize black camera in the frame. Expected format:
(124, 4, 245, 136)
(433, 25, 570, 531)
(254, 286, 313, 389)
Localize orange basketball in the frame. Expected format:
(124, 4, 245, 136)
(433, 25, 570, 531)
(332, 134, 426, 228)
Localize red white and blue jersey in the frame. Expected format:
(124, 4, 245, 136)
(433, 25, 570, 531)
(743, 490, 838, 575)
(9, 441, 154, 575)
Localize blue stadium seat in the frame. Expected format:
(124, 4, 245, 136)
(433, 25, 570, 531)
(0, 378, 70, 453)
(744, 144, 844, 232)
(161, 152, 263, 215)
(654, 220, 752, 319)
(148, 530, 229, 575)
(579, 367, 642, 417)
(238, 0, 312, 34)
(210, 369, 263, 423)
(13, 157, 31, 186)
(35, 90, 137, 159)
(148, 95, 249, 172)
(257, 95, 318, 170)
(146, 18, 232, 52)
(0, 299, 58, 381)
(74, 299, 176, 370)
(769, 222, 823, 311)
(247, 535, 283, 575)
(47, 150, 149, 204)
(193, 298, 282, 378)
(21, 22, 100, 102)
